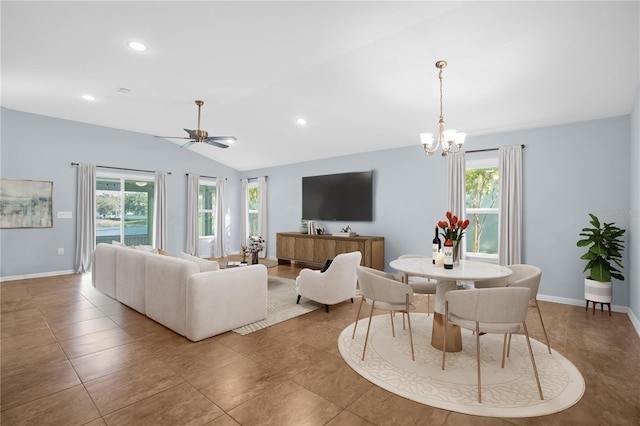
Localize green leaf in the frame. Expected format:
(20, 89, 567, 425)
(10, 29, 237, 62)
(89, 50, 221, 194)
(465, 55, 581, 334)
(589, 259, 611, 282)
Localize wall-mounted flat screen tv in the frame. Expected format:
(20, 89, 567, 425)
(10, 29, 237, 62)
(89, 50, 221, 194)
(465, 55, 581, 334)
(302, 171, 373, 221)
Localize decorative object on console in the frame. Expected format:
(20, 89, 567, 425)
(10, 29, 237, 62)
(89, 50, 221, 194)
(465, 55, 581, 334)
(299, 218, 308, 234)
(240, 244, 248, 263)
(247, 236, 265, 264)
(420, 60, 467, 156)
(332, 225, 358, 237)
(308, 220, 324, 235)
(577, 213, 625, 315)
(438, 211, 469, 265)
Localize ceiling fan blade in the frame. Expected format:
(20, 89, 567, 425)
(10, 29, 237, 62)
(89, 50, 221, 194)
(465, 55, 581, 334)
(156, 136, 192, 140)
(181, 141, 196, 149)
(207, 136, 237, 143)
(204, 139, 230, 149)
(184, 128, 198, 138)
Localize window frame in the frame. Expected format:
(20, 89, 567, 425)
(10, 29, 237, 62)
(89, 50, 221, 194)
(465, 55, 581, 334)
(198, 179, 217, 238)
(465, 157, 499, 264)
(247, 180, 259, 237)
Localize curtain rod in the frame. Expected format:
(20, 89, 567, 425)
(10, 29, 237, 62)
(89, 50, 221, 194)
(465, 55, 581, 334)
(185, 173, 226, 180)
(242, 176, 268, 181)
(465, 144, 525, 154)
(71, 162, 172, 175)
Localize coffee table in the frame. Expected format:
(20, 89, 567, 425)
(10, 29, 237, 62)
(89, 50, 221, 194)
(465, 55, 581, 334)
(389, 258, 512, 352)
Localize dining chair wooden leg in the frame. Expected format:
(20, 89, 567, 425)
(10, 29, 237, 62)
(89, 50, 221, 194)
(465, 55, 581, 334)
(406, 295, 415, 361)
(534, 299, 552, 354)
(522, 321, 544, 400)
(389, 311, 396, 337)
(475, 321, 482, 403)
(352, 295, 366, 339)
(362, 300, 377, 361)
(501, 334, 508, 368)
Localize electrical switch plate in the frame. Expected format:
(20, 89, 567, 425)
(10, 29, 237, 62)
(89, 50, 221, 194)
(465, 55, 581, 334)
(57, 211, 72, 219)
(57, 248, 64, 255)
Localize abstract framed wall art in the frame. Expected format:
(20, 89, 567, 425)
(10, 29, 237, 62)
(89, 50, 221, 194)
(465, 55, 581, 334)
(0, 178, 53, 229)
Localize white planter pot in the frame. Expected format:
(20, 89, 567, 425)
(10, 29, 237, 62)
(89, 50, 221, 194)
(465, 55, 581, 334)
(584, 278, 612, 303)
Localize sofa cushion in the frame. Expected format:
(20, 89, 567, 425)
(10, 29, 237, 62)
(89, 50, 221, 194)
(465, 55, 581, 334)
(181, 252, 219, 272)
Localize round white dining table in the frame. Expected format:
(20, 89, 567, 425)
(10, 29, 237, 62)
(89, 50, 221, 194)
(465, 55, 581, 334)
(389, 258, 513, 352)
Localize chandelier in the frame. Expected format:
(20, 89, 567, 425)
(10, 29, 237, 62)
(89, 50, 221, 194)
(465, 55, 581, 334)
(420, 60, 466, 156)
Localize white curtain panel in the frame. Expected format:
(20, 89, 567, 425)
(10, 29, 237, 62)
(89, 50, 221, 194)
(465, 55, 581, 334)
(153, 171, 168, 250)
(499, 145, 523, 265)
(214, 177, 227, 258)
(186, 174, 199, 256)
(75, 163, 96, 273)
(258, 176, 268, 258)
(240, 178, 249, 249)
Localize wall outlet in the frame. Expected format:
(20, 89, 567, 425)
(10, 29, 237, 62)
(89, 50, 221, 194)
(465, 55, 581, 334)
(57, 248, 64, 255)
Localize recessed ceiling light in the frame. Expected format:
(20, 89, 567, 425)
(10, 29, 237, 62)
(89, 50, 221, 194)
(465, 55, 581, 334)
(82, 94, 95, 101)
(226, 139, 235, 145)
(128, 41, 147, 51)
(296, 118, 307, 126)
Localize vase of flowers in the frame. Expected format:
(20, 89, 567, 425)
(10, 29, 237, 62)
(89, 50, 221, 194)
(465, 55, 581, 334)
(247, 236, 265, 264)
(438, 211, 469, 265)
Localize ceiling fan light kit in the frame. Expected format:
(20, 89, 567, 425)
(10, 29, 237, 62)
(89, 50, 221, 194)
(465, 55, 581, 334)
(156, 100, 237, 149)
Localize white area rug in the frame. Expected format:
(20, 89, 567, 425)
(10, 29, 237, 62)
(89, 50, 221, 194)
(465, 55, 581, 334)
(338, 313, 585, 418)
(232, 276, 322, 335)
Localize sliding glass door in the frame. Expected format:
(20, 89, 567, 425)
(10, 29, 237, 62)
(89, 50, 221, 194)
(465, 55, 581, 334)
(96, 175, 155, 246)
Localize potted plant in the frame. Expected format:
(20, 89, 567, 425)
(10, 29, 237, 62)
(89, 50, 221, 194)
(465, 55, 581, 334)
(300, 219, 308, 234)
(577, 213, 625, 307)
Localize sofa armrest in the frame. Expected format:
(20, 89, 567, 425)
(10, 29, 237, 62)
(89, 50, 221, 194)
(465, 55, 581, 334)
(92, 243, 119, 299)
(186, 264, 268, 341)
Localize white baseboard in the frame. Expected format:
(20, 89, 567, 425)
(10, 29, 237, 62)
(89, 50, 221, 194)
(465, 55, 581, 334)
(0, 269, 77, 283)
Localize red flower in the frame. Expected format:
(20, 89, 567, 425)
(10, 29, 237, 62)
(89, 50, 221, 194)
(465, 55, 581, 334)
(438, 212, 467, 242)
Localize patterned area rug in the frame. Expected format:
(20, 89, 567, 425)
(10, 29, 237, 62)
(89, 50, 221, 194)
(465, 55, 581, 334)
(232, 276, 322, 335)
(338, 313, 585, 418)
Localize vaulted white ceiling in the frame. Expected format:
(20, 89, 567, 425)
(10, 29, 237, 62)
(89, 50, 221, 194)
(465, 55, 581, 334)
(2, 1, 638, 171)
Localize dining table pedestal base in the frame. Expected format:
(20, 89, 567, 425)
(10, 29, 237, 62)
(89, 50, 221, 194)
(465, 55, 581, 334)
(431, 312, 462, 352)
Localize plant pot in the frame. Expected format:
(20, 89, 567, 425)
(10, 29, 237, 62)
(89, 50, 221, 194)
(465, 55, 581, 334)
(251, 252, 259, 265)
(300, 226, 308, 234)
(584, 277, 612, 304)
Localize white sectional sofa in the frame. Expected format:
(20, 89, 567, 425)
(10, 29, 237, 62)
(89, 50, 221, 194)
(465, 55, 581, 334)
(92, 243, 268, 341)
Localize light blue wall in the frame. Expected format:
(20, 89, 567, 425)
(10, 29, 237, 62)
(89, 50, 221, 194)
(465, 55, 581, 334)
(0, 107, 241, 276)
(0, 106, 635, 315)
(243, 116, 632, 308)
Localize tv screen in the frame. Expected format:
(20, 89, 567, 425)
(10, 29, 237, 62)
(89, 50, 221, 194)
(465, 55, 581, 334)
(302, 171, 373, 221)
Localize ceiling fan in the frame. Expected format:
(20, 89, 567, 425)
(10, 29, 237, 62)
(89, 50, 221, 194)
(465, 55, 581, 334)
(156, 100, 237, 149)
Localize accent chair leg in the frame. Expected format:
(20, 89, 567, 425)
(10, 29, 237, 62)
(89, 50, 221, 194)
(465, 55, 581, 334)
(325, 305, 329, 313)
(352, 296, 366, 339)
(350, 298, 354, 303)
(296, 295, 301, 304)
(534, 299, 552, 354)
(523, 321, 544, 400)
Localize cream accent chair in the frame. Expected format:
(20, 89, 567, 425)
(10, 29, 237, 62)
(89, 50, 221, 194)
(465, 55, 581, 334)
(295, 251, 362, 312)
(475, 264, 550, 354)
(442, 287, 544, 403)
(397, 254, 438, 314)
(353, 266, 416, 361)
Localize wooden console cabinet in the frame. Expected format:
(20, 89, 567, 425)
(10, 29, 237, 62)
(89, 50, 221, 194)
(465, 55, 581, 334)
(276, 232, 384, 270)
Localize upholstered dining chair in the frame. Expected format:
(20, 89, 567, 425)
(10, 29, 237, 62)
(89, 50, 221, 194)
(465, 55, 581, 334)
(295, 251, 361, 312)
(353, 266, 416, 361)
(397, 254, 438, 315)
(442, 287, 544, 403)
(475, 264, 550, 354)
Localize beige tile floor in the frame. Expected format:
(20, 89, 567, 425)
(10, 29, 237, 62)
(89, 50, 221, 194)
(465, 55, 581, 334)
(1, 260, 639, 425)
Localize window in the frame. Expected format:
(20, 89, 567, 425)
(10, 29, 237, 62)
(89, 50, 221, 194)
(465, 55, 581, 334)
(247, 181, 259, 237)
(465, 158, 499, 261)
(199, 180, 216, 237)
(96, 174, 155, 246)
